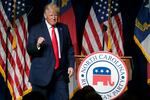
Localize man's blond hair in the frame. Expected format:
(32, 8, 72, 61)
(44, 3, 60, 15)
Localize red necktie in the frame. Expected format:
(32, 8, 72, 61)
(51, 26, 59, 69)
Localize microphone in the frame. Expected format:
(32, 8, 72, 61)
(102, 24, 107, 51)
(102, 24, 107, 33)
(6, 27, 11, 34)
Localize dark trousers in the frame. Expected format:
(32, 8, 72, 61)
(31, 70, 69, 100)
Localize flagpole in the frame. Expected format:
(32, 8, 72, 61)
(149, 0, 150, 13)
(12, 0, 17, 27)
(57, 0, 61, 22)
(102, 24, 108, 51)
(107, 0, 112, 52)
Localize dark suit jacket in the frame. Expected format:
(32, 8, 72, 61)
(27, 21, 75, 86)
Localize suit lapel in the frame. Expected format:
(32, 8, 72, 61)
(57, 24, 63, 53)
(41, 21, 63, 53)
(40, 21, 52, 46)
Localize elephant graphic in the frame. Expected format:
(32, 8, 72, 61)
(93, 67, 114, 86)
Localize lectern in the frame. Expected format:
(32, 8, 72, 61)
(75, 55, 133, 81)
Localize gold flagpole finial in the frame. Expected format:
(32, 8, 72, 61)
(107, 0, 112, 52)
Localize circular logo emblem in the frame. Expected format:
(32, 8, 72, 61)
(77, 52, 128, 100)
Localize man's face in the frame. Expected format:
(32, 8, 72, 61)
(44, 6, 58, 26)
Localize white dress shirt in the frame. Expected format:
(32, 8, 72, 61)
(45, 20, 61, 58)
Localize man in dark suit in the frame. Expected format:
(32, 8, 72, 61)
(27, 3, 75, 100)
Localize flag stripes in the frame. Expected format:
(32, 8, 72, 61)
(82, 4, 124, 56)
(0, 1, 31, 100)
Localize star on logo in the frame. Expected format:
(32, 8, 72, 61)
(106, 70, 109, 73)
(95, 69, 99, 73)
(100, 69, 104, 73)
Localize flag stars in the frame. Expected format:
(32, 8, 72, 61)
(112, 1, 114, 4)
(103, 6, 106, 9)
(2, 0, 26, 21)
(17, 6, 20, 10)
(93, 0, 120, 24)
(100, 69, 104, 73)
(22, 3, 25, 6)
(102, 11, 105, 14)
(99, 4, 102, 7)
(95, 69, 99, 73)
(98, 9, 101, 12)
(8, 2, 12, 6)
(96, 2, 99, 5)
(5, 1, 8, 4)
(106, 70, 109, 73)
(101, 16, 104, 20)
(21, 8, 25, 11)
(8, 8, 11, 11)
(115, 3, 119, 6)
(16, 11, 19, 15)
(83, 0, 122, 53)
(17, 1, 21, 5)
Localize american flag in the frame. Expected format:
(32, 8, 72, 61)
(82, 0, 124, 56)
(0, 0, 31, 100)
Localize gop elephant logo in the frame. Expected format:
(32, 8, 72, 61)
(77, 52, 128, 100)
(93, 67, 114, 86)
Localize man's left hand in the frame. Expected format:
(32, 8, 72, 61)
(68, 67, 74, 78)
